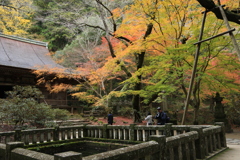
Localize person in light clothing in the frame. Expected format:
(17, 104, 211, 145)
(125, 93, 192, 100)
(145, 112, 153, 126)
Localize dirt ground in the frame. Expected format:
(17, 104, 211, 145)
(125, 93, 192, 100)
(91, 116, 140, 125)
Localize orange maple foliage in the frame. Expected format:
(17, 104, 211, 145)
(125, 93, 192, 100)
(33, 0, 239, 117)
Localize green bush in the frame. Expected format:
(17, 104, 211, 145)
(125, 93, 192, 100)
(89, 116, 95, 121)
(117, 106, 134, 118)
(98, 121, 103, 125)
(0, 85, 69, 128)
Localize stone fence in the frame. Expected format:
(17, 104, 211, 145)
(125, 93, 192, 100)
(0, 122, 227, 160)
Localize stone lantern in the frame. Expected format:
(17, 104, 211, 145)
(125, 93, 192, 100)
(214, 92, 232, 133)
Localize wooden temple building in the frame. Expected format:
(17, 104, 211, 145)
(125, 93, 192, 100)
(0, 33, 80, 113)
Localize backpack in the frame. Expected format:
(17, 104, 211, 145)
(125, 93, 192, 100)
(164, 112, 170, 123)
(166, 116, 170, 123)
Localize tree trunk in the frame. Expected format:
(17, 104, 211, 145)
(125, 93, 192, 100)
(193, 106, 199, 125)
(132, 70, 143, 123)
(132, 94, 142, 123)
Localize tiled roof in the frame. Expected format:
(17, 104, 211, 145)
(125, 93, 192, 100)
(0, 33, 63, 70)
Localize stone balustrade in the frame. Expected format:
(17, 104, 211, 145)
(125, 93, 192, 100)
(0, 123, 193, 144)
(0, 131, 15, 144)
(0, 122, 227, 160)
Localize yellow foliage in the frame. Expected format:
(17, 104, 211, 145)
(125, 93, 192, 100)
(112, 0, 200, 59)
(0, 0, 34, 36)
(71, 92, 100, 103)
(50, 84, 73, 93)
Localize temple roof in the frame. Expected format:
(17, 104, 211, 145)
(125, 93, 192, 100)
(0, 33, 63, 70)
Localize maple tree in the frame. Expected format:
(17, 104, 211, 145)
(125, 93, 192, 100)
(34, 27, 124, 109)
(0, 0, 34, 36)
(97, 0, 239, 123)
(105, 0, 201, 122)
(60, 0, 202, 122)
(33, 0, 240, 124)
(34, 0, 137, 119)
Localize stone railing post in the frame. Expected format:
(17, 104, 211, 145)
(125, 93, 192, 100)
(14, 129, 22, 141)
(130, 124, 137, 141)
(215, 122, 227, 147)
(82, 124, 88, 138)
(165, 123, 173, 137)
(54, 151, 82, 160)
(150, 135, 166, 160)
(53, 127, 60, 141)
(190, 127, 205, 159)
(102, 124, 108, 138)
(6, 142, 24, 160)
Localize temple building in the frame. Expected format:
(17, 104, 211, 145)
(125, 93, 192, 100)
(0, 33, 80, 113)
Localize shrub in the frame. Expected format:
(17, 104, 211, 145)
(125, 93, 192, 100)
(0, 85, 69, 128)
(98, 121, 103, 125)
(118, 106, 134, 118)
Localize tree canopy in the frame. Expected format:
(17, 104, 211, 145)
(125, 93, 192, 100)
(1, 0, 239, 124)
(0, 0, 34, 36)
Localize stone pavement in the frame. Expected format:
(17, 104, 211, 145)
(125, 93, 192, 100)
(209, 138, 240, 160)
(226, 138, 240, 145)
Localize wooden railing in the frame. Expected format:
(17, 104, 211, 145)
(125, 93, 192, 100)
(0, 122, 227, 160)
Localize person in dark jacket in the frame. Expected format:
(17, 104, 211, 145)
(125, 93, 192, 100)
(155, 107, 167, 125)
(107, 112, 113, 125)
